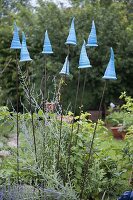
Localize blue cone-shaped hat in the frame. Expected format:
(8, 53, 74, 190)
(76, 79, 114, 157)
(79, 40, 92, 69)
(10, 22, 21, 49)
(42, 30, 53, 54)
(20, 32, 32, 62)
(60, 56, 69, 76)
(65, 18, 77, 46)
(102, 48, 117, 80)
(86, 20, 98, 47)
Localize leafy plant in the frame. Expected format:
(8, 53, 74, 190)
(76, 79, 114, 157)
(0, 106, 15, 141)
(106, 111, 125, 127)
(106, 92, 133, 132)
(0, 107, 132, 199)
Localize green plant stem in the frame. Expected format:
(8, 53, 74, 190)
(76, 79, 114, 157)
(27, 64, 37, 164)
(80, 80, 107, 199)
(56, 100, 63, 170)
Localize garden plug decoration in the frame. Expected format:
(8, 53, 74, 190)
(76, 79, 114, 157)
(10, 22, 21, 184)
(41, 30, 53, 171)
(65, 17, 77, 46)
(42, 30, 53, 54)
(75, 39, 92, 112)
(78, 39, 92, 111)
(10, 22, 21, 49)
(20, 32, 32, 62)
(19, 32, 37, 163)
(79, 40, 92, 69)
(103, 47, 117, 80)
(60, 56, 70, 76)
(57, 17, 76, 171)
(72, 39, 92, 117)
(77, 40, 92, 114)
(86, 20, 98, 47)
(41, 30, 53, 112)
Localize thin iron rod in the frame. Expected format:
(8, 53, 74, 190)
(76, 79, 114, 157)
(56, 79, 65, 170)
(66, 69, 87, 179)
(80, 80, 107, 199)
(56, 95, 63, 170)
(76, 68, 88, 137)
(57, 45, 70, 170)
(66, 69, 81, 175)
(42, 55, 47, 175)
(16, 51, 19, 184)
(27, 65, 37, 163)
(42, 56, 47, 113)
(71, 70, 81, 132)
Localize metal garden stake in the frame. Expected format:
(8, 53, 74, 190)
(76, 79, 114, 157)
(10, 22, 21, 184)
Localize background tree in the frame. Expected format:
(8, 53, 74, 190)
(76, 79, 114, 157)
(0, 0, 133, 112)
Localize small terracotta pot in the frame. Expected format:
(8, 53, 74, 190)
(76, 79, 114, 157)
(110, 126, 126, 140)
(45, 102, 56, 112)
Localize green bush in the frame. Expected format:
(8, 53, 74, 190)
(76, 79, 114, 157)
(0, 109, 132, 199)
(106, 92, 133, 132)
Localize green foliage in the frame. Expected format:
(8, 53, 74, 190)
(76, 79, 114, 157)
(0, 107, 132, 199)
(106, 111, 125, 127)
(0, 106, 14, 140)
(106, 92, 133, 132)
(120, 91, 133, 112)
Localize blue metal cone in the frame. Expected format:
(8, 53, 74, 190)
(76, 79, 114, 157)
(79, 40, 92, 69)
(102, 48, 117, 80)
(20, 32, 32, 62)
(86, 20, 98, 47)
(65, 18, 77, 46)
(42, 30, 53, 54)
(10, 22, 21, 49)
(60, 56, 69, 76)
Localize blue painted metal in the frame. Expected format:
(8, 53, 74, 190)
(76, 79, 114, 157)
(42, 30, 53, 54)
(65, 18, 77, 46)
(118, 191, 133, 200)
(86, 20, 98, 47)
(79, 40, 92, 69)
(60, 56, 69, 76)
(20, 32, 32, 62)
(10, 22, 21, 49)
(102, 47, 117, 80)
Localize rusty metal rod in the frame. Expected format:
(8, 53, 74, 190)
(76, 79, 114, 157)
(80, 80, 107, 199)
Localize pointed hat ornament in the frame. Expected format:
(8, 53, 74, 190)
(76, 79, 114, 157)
(20, 32, 32, 62)
(10, 22, 21, 49)
(65, 18, 77, 46)
(102, 48, 117, 80)
(60, 56, 70, 76)
(79, 40, 92, 69)
(42, 30, 53, 54)
(86, 20, 98, 47)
